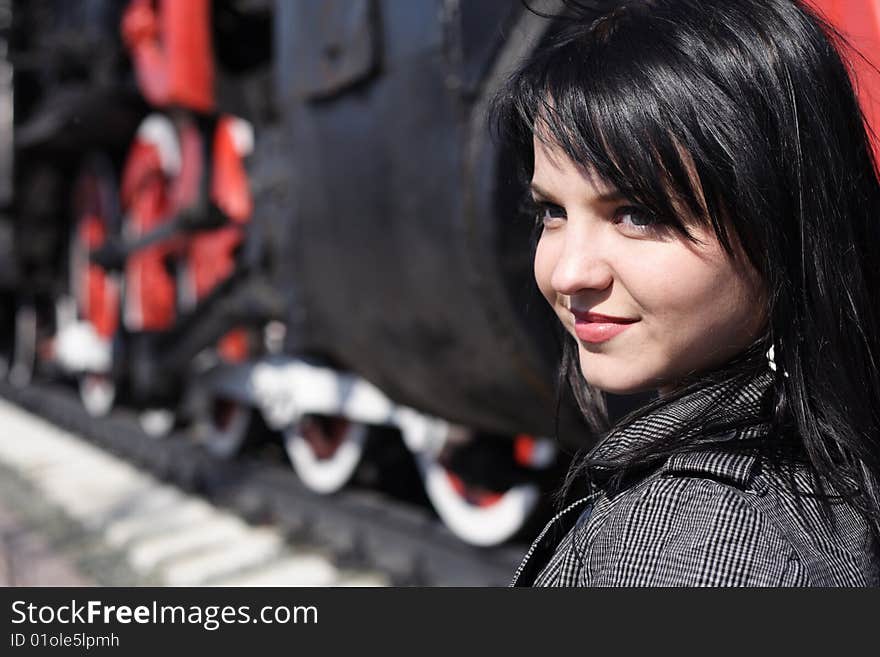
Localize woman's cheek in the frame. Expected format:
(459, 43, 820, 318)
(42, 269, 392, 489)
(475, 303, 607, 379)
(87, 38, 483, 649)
(533, 236, 558, 307)
(630, 245, 717, 310)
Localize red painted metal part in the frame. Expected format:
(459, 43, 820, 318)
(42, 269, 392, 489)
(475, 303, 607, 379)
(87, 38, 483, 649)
(217, 329, 250, 363)
(121, 0, 215, 112)
(809, 0, 880, 160)
(119, 0, 253, 363)
(73, 173, 121, 341)
(212, 116, 253, 224)
(169, 117, 204, 210)
(188, 117, 252, 305)
(79, 216, 119, 339)
(121, 138, 177, 331)
(120, 112, 253, 358)
(189, 116, 253, 363)
(446, 471, 504, 508)
(513, 434, 536, 468)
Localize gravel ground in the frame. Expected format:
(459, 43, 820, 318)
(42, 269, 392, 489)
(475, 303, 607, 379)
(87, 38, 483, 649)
(0, 397, 390, 587)
(0, 463, 150, 586)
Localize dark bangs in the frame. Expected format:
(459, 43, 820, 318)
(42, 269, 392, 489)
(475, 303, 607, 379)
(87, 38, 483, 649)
(492, 1, 781, 262)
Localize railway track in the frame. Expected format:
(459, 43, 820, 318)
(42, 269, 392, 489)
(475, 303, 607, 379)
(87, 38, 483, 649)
(0, 380, 526, 586)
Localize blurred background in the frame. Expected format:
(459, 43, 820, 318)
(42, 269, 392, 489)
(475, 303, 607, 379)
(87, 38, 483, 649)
(0, 0, 877, 587)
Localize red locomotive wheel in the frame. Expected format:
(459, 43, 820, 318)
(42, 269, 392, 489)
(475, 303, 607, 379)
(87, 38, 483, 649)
(284, 414, 368, 494)
(418, 434, 553, 547)
(120, 114, 198, 432)
(68, 155, 122, 415)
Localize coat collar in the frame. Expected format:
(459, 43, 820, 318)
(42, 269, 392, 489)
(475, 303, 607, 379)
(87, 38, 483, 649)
(587, 369, 774, 488)
(513, 370, 776, 586)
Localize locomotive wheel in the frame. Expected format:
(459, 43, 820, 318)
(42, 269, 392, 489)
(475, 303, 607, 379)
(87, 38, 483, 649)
(7, 303, 37, 388)
(200, 397, 254, 459)
(69, 154, 121, 416)
(283, 414, 368, 494)
(79, 373, 116, 417)
(418, 435, 547, 547)
(420, 462, 540, 547)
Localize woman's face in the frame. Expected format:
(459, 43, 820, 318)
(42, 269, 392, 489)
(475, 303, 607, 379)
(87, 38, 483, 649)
(532, 135, 766, 394)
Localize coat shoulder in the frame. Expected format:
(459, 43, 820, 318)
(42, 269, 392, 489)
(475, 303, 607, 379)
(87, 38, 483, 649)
(585, 471, 805, 586)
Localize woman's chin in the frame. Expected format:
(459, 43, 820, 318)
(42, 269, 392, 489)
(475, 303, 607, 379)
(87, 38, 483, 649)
(578, 351, 660, 396)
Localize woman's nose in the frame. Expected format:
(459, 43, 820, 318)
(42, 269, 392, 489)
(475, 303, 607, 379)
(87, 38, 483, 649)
(549, 229, 613, 296)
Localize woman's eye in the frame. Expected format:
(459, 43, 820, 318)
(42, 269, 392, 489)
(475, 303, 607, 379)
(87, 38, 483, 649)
(534, 201, 566, 227)
(613, 205, 659, 231)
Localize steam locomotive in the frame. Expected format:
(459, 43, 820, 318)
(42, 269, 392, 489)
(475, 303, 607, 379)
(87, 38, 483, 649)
(1, 0, 877, 546)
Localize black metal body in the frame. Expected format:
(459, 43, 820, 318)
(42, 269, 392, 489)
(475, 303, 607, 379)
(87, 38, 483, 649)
(267, 0, 582, 437)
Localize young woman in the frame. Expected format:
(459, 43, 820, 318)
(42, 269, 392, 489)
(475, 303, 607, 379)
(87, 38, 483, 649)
(495, 0, 880, 586)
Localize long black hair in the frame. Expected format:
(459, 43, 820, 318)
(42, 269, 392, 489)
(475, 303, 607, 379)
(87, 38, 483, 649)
(492, 0, 880, 533)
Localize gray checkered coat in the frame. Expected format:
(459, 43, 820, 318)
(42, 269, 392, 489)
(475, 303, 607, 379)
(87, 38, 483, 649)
(512, 372, 880, 587)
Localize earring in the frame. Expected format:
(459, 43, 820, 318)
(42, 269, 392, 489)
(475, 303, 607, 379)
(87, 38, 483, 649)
(766, 343, 789, 378)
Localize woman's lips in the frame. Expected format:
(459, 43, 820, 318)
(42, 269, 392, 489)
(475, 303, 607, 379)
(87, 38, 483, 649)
(571, 310, 639, 344)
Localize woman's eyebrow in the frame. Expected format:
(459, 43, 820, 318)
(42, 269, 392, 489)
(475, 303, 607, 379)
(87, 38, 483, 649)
(592, 190, 628, 203)
(528, 182, 556, 200)
(530, 181, 627, 204)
